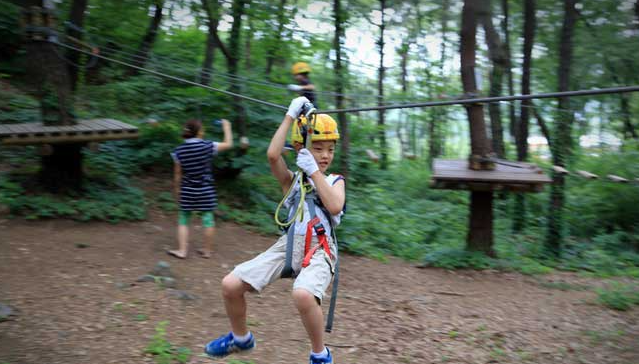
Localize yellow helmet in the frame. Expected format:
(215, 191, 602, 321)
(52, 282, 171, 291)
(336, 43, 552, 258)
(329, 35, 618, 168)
(291, 114, 339, 144)
(291, 62, 311, 75)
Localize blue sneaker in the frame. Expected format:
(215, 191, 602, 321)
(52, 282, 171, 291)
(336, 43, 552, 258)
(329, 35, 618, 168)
(309, 347, 332, 364)
(204, 332, 255, 358)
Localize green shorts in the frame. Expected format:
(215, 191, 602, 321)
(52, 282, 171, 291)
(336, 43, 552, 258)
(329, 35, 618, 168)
(178, 210, 215, 228)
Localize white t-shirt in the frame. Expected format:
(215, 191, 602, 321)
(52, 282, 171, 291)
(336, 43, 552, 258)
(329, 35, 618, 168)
(284, 173, 345, 236)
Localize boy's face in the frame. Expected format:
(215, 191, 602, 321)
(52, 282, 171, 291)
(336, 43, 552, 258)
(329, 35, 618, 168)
(294, 73, 307, 83)
(296, 140, 335, 173)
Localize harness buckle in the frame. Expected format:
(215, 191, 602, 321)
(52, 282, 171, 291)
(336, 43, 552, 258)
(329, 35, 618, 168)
(313, 222, 326, 236)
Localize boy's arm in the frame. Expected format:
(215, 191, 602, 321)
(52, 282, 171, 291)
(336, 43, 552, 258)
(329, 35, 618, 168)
(267, 97, 309, 193)
(267, 115, 295, 193)
(173, 162, 182, 200)
(216, 119, 233, 152)
(309, 171, 345, 216)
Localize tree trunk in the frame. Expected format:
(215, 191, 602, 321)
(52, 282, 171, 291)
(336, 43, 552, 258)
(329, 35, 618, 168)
(39, 143, 84, 192)
(546, 0, 578, 258)
(23, 0, 84, 191)
(333, 0, 349, 177)
(513, 0, 536, 233)
(127, 0, 164, 76)
(265, 0, 287, 77)
(621, 95, 638, 140)
(377, 0, 388, 169)
(227, 0, 249, 138)
(200, 0, 220, 86)
(478, 0, 506, 158)
(399, 40, 410, 158)
(66, 0, 88, 90)
(244, 13, 253, 70)
(461, 0, 495, 256)
(501, 0, 516, 139)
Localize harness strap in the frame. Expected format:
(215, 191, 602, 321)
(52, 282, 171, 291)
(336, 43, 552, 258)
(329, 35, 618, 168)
(307, 195, 340, 333)
(302, 217, 333, 268)
(279, 186, 340, 333)
(280, 189, 301, 279)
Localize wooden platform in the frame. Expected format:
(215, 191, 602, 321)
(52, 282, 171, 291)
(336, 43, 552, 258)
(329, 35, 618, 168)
(431, 159, 552, 192)
(0, 119, 138, 145)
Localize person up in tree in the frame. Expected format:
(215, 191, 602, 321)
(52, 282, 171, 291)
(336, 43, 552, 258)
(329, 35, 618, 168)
(288, 62, 318, 106)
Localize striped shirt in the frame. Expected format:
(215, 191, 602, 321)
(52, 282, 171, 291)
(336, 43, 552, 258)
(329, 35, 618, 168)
(171, 138, 218, 211)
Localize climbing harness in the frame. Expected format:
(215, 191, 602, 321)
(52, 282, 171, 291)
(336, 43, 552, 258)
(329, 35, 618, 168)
(274, 103, 341, 332)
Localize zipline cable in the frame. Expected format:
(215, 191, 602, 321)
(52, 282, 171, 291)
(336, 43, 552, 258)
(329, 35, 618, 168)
(317, 86, 639, 114)
(51, 40, 288, 111)
(50, 38, 639, 118)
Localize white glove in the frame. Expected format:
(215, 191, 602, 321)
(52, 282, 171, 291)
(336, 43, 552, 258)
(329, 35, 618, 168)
(296, 148, 319, 176)
(286, 96, 310, 119)
(287, 84, 303, 91)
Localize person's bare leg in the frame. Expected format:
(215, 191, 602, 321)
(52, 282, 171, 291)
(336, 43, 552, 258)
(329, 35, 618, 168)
(222, 273, 253, 336)
(293, 288, 325, 353)
(198, 227, 215, 258)
(169, 224, 189, 258)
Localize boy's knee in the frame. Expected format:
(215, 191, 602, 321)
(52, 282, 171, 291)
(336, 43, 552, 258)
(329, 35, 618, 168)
(222, 274, 244, 298)
(292, 288, 317, 307)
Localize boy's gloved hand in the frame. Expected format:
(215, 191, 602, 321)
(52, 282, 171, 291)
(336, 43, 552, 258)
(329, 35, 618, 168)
(287, 84, 303, 91)
(286, 96, 310, 119)
(296, 148, 319, 176)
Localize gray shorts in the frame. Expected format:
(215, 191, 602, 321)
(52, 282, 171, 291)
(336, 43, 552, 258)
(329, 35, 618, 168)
(231, 234, 336, 302)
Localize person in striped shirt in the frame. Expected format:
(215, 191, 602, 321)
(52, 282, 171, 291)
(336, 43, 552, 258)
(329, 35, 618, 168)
(168, 118, 233, 259)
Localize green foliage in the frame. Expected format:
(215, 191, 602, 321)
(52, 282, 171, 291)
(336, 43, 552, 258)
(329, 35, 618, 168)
(595, 282, 639, 311)
(145, 321, 192, 364)
(0, 88, 39, 123)
(0, 174, 146, 223)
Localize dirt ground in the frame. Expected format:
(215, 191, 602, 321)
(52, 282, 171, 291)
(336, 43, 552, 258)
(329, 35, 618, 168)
(1, 211, 638, 364)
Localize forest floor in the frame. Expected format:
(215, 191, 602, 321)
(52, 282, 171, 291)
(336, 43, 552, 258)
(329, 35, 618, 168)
(1, 180, 639, 364)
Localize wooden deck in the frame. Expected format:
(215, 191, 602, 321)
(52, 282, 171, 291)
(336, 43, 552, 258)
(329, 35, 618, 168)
(431, 159, 552, 192)
(0, 119, 138, 145)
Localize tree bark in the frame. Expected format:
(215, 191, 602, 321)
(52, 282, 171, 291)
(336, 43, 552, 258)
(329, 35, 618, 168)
(501, 0, 516, 139)
(512, 0, 536, 233)
(200, 0, 220, 85)
(227, 0, 249, 138)
(621, 95, 638, 139)
(65, 0, 88, 90)
(546, 0, 578, 258)
(377, 0, 388, 169)
(461, 0, 495, 256)
(23, 0, 84, 191)
(127, 0, 164, 76)
(244, 12, 253, 70)
(265, 0, 287, 77)
(333, 0, 349, 177)
(461, 0, 491, 158)
(478, 0, 507, 158)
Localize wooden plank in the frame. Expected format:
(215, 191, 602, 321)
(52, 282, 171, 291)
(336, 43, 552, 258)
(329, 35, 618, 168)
(576, 170, 598, 179)
(1, 131, 139, 145)
(552, 165, 570, 175)
(608, 174, 628, 183)
(0, 120, 139, 145)
(430, 179, 546, 193)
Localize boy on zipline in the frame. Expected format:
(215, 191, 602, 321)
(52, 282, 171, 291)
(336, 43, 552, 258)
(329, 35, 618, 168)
(204, 97, 344, 364)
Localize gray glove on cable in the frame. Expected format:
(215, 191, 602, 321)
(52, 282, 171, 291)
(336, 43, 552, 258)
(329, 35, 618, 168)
(287, 84, 303, 91)
(296, 148, 319, 176)
(286, 96, 310, 119)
